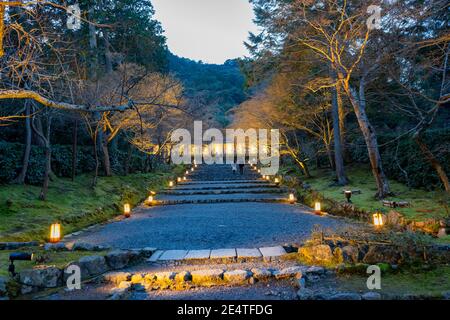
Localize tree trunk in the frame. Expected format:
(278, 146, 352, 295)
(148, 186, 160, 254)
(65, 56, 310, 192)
(102, 137, 112, 176)
(332, 84, 348, 185)
(345, 79, 391, 198)
(92, 134, 99, 188)
(88, 7, 98, 80)
(71, 120, 78, 181)
(125, 143, 132, 175)
(12, 103, 32, 184)
(104, 29, 113, 74)
(39, 117, 52, 201)
(414, 135, 450, 192)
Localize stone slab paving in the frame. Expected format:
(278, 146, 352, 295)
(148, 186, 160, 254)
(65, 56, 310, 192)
(184, 250, 211, 260)
(147, 250, 164, 262)
(237, 248, 262, 259)
(210, 248, 237, 259)
(259, 246, 287, 261)
(158, 250, 188, 261)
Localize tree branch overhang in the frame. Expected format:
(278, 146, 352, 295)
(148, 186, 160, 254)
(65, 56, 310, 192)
(0, 90, 133, 113)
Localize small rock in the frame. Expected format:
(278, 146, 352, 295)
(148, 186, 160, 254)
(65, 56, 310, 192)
(442, 291, 450, 300)
(73, 255, 109, 279)
(305, 266, 325, 275)
(0, 276, 8, 296)
(19, 266, 62, 294)
(71, 242, 95, 251)
(342, 246, 359, 264)
(328, 292, 362, 300)
(105, 250, 132, 270)
(362, 292, 382, 300)
(296, 288, 315, 300)
(117, 281, 132, 289)
(223, 270, 251, 284)
(103, 272, 132, 285)
(273, 266, 303, 279)
(175, 271, 191, 283)
(191, 269, 224, 286)
(298, 244, 333, 264)
(437, 228, 447, 238)
(133, 283, 146, 292)
(44, 243, 69, 251)
(297, 278, 306, 289)
(251, 268, 272, 280)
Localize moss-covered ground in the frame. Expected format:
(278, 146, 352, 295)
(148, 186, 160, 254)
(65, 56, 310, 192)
(0, 166, 185, 243)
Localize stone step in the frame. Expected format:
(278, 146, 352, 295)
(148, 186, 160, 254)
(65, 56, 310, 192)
(156, 198, 291, 205)
(161, 188, 286, 196)
(178, 180, 269, 185)
(147, 246, 288, 263)
(167, 183, 278, 191)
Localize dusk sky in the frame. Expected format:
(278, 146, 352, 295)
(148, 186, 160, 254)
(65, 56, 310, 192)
(152, 0, 259, 64)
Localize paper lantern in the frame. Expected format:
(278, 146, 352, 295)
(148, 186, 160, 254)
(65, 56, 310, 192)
(289, 193, 295, 204)
(373, 212, 384, 227)
(314, 202, 321, 214)
(49, 223, 61, 243)
(169, 181, 174, 187)
(124, 203, 131, 218)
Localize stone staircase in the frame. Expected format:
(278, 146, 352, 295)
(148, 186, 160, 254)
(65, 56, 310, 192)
(156, 164, 291, 205)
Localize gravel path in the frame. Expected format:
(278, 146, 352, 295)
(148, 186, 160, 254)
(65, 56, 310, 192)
(67, 202, 355, 250)
(66, 165, 359, 250)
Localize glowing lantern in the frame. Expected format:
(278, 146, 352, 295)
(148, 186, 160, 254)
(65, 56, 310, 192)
(373, 212, 384, 227)
(169, 181, 174, 187)
(274, 178, 280, 184)
(186, 170, 189, 175)
(345, 190, 352, 203)
(124, 203, 131, 218)
(191, 167, 194, 172)
(258, 169, 261, 174)
(183, 176, 187, 181)
(314, 202, 322, 214)
(49, 223, 61, 243)
(147, 195, 154, 206)
(177, 177, 182, 183)
(265, 176, 271, 181)
(289, 193, 295, 204)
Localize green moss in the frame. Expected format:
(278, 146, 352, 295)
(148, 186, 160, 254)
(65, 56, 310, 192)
(302, 166, 446, 220)
(331, 265, 450, 297)
(0, 247, 107, 277)
(0, 166, 185, 242)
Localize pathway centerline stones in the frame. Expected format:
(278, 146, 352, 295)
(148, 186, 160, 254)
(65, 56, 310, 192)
(237, 248, 263, 260)
(185, 250, 211, 260)
(210, 248, 237, 260)
(158, 250, 188, 261)
(259, 246, 287, 261)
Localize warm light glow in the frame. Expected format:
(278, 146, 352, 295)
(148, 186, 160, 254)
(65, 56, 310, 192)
(191, 168, 194, 172)
(265, 176, 270, 181)
(274, 178, 280, 184)
(258, 169, 261, 173)
(186, 170, 189, 175)
(49, 223, 61, 243)
(177, 177, 182, 183)
(147, 196, 154, 205)
(315, 202, 321, 213)
(169, 181, 174, 187)
(124, 203, 131, 217)
(373, 212, 384, 227)
(183, 176, 187, 181)
(289, 193, 295, 204)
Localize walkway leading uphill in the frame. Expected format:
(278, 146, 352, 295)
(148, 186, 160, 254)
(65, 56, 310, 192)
(66, 165, 356, 250)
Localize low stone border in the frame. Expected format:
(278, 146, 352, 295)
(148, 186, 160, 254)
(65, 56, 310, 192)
(0, 241, 39, 251)
(103, 265, 324, 295)
(0, 248, 156, 299)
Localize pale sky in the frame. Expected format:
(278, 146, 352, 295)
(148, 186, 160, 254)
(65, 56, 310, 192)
(152, 0, 259, 64)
